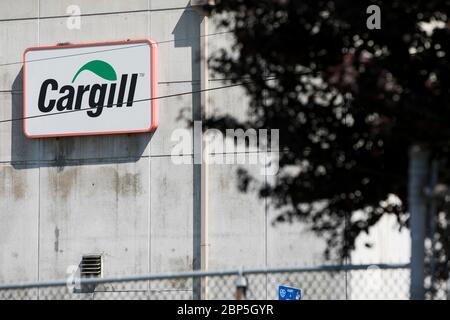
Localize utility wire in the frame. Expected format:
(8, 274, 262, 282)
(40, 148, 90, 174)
(0, 6, 199, 23)
(0, 31, 232, 67)
(2, 76, 267, 93)
(0, 78, 277, 125)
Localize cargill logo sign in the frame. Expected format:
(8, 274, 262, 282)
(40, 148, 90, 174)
(38, 60, 138, 118)
(23, 40, 157, 138)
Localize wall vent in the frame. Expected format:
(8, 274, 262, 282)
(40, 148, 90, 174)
(79, 254, 103, 293)
(80, 254, 103, 278)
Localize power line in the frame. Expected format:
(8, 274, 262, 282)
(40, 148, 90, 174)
(0, 6, 198, 23)
(0, 31, 232, 67)
(0, 75, 272, 94)
(0, 78, 277, 125)
(1, 43, 147, 67)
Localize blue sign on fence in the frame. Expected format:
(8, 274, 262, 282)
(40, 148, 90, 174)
(278, 285, 302, 300)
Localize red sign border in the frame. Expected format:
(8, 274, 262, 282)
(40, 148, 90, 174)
(23, 39, 158, 138)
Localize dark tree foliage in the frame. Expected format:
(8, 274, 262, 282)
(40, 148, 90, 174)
(204, 0, 450, 281)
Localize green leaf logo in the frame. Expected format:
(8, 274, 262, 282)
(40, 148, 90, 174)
(71, 60, 117, 83)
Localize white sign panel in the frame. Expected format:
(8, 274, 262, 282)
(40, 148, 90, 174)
(23, 40, 157, 138)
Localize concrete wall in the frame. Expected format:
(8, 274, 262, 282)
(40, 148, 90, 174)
(0, 0, 409, 299)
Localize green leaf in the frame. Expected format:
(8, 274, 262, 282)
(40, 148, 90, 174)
(71, 60, 117, 83)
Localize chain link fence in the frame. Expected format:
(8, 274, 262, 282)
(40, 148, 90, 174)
(0, 264, 414, 300)
(425, 276, 450, 300)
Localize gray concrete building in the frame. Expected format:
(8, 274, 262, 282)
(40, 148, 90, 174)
(0, 0, 409, 299)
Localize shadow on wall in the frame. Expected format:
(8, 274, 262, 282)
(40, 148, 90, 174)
(173, 8, 202, 85)
(10, 68, 153, 170)
(173, 6, 203, 299)
(171, 6, 203, 124)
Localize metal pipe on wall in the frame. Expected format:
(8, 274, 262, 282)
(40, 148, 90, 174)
(199, 13, 210, 300)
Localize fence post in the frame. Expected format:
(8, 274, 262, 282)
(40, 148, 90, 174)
(427, 160, 439, 295)
(235, 269, 248, 300)
(409, 145, 429, 300)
